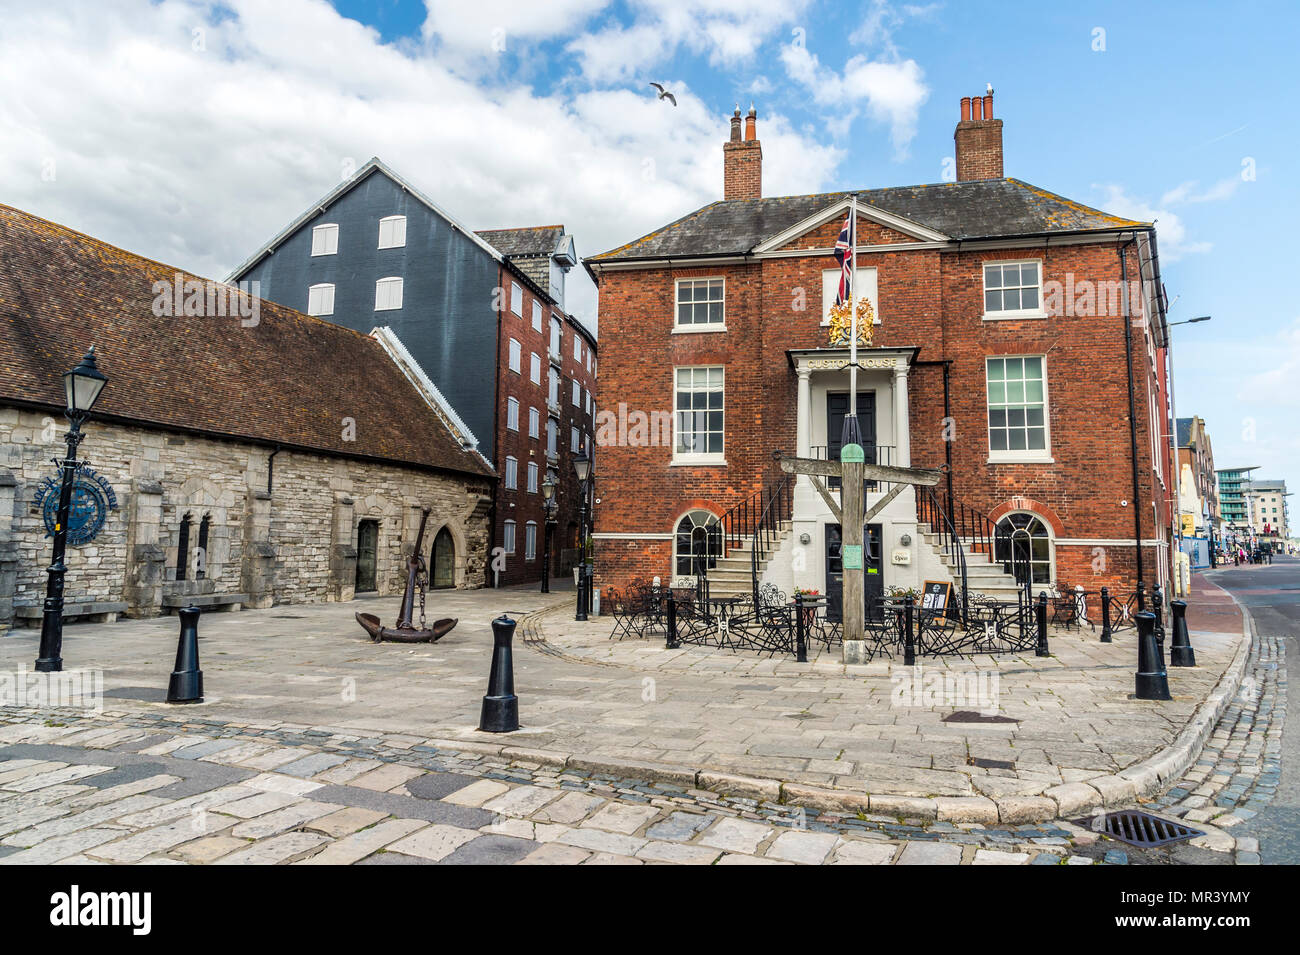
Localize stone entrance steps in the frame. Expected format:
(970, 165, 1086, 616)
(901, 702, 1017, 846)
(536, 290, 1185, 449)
(918, 523, 1023, 602)
(705, 521, 792, 599)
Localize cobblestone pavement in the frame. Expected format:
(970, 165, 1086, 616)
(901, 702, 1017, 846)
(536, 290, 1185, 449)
(0, 576, 1275, 865)
(1199, 559, 1299, 864)
(0, 706, 1246, 865)
(0, 588, 1244, 806)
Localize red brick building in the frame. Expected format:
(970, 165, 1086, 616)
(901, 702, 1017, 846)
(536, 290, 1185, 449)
(588, 94, 1173, 613)
(477, 227, 599, 586)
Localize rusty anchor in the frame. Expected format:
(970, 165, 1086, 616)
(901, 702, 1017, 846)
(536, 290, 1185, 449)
(355, 507, 457, 643)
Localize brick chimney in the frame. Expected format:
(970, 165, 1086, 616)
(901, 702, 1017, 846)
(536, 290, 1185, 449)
(954, 87, 1004, 181)
(723, 104, 762, 200)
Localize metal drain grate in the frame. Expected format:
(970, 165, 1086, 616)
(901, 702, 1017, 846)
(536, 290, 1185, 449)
(1079, 811, 1204, 848)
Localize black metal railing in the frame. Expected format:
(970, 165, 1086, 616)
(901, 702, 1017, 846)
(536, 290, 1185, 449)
(917, 485, 971, 621)
(717, 480, 770, 554)
(749, 474, 794, 598)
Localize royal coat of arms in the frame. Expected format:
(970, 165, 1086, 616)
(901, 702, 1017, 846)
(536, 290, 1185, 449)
(827, 296, 875, 348)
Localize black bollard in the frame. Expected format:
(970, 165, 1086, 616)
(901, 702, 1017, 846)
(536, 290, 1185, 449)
(479, 615, 519, 732)
(794, 594, 808, 663)
(1169, 599, 1197, 667)
(1151, 584, 1167, 675)
(665, 592, 679, 649)
(1100, 586, 1112, 643)
(1136, 580, 1147, 613)
(903, 599, 915, 666)
(1134, 611, 1171, 701)
(166, 605, 204, 704)
(1036, 592, 1050, 657)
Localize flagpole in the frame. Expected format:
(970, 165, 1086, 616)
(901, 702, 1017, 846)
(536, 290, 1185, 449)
(849, 193, 858, 429)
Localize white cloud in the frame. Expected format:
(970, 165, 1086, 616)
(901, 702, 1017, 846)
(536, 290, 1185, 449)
(780, 44, 928, 155)
(1237, 317, 1300, 407)
(421, 0, 610, 57)
(0, 0, 844, 336)
(1093, 185, 1211, 261)
(567, 0, 811, 84)
(1159, 176, 1241, 206)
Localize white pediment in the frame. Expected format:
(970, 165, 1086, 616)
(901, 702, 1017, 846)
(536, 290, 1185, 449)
(753, 196, 950, 254)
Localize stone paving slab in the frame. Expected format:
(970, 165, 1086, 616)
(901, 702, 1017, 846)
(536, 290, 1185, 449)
(0, 703, 1260, 866)
(0, 578, 1274, 865)
(0, 587, 1246, 821)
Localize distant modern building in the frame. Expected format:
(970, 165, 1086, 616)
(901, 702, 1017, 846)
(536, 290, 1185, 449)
(1244, 479, 1288, 548)
(1216, 466, 1259, 531)
(228, 159, 597, 587)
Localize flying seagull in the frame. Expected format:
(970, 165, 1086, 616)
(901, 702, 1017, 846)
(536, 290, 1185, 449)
(649, 82, 677, 106)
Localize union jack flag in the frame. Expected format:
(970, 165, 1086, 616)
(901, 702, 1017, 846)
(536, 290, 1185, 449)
(833, 211, 853, 305)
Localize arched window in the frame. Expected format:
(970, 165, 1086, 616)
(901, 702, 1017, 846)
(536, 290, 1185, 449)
(994, 512, 1054, 585)
(674, 509, 721, 578)
(176, 512, 193, 581)
(196, 513, 211, 580)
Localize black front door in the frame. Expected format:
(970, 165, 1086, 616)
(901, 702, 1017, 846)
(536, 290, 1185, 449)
(355, 520, 378, 592)
(825, 523, 883, 623)
(826, 391, 876, 488)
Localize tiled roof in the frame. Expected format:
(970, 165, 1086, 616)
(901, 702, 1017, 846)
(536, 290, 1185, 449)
(476, 226, 564, 290)
(591, 178, 1146, 262)
(0, 205, 493, 478)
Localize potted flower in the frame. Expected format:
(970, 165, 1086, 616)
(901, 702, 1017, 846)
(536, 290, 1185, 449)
(793, 587, 820, 628)
(886, 585, 921, 605)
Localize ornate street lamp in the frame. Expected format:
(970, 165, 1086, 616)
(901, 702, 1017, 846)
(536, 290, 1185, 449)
(573, 449, 592, 621)
(36, 347, 109, 673)
(540, 475, 557, 594)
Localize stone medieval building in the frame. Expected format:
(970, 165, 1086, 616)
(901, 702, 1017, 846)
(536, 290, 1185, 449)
(0, 204, 495, 630)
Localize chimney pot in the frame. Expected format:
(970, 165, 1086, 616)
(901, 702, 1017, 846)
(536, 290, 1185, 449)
(723, 104, 762, 200)
(954, 86, 1004, 181)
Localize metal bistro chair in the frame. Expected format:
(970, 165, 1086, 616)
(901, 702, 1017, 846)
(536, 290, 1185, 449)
(915, 605, 965, 656)
(671, 589, 720, 647)
(859, 596, 900, 661)
(733, 583, 793, 656)
(608, 587, 641, 641)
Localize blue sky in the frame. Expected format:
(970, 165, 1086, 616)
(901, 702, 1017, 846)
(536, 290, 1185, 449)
(2, 0, 1295, 511)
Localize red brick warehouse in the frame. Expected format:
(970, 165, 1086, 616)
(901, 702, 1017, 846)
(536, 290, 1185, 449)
(587, 90, 1174, 616)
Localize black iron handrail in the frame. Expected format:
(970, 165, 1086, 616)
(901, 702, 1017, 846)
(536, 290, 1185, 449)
(749, 474, 794, 598)
(918, 485, 971, 621)
(716, 482, 765, 554)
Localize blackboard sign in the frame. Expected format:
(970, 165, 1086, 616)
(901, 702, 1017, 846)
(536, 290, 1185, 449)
(921, 580, 953, 618)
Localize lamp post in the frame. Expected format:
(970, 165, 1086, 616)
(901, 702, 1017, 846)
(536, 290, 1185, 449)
(35, 347, 109, 673)
(1166, 315, 1209, 594)
(573, 449, 592, 621)
(540, 475, 556, 594)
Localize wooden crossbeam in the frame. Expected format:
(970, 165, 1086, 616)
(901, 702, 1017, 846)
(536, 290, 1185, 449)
(778, 455, 944, 487)
(861, 481, 908, 524)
